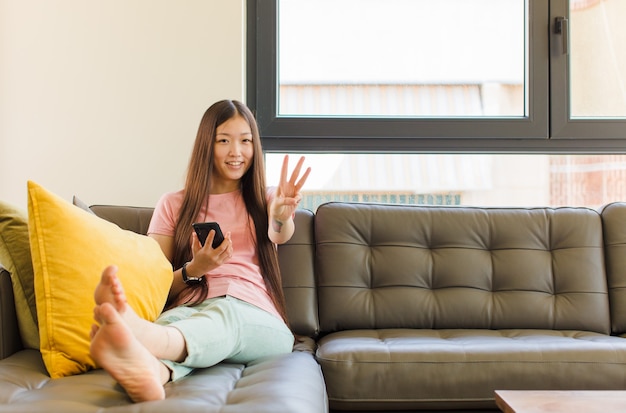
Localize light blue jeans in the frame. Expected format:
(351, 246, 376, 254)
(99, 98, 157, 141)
(155, 295, 294, 381)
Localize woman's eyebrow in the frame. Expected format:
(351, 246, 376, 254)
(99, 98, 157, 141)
(216, 131, 252, 136)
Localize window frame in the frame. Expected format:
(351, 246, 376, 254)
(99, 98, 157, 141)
(247, 0, 626, 153)
(549, 0, 626, 140)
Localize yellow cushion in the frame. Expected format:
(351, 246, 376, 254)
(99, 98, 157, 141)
(0, 201, 39, 349)
(27, 181, 172, 378)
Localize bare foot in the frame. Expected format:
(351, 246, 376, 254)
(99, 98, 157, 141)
(94, 265, 147, 339)
(94, 265, 127, 313)
(93, 265, 188, 363)
(90, 302, 168, 402)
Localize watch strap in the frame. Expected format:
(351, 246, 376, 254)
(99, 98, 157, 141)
(181, 262, 205, 285)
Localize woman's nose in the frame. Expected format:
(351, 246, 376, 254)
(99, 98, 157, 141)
(229, 142, 241, 155)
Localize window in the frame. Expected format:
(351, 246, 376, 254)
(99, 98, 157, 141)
(248, 0, 626, 150)
(278, 1, 527, 119)
(550, 0, 626, 138)
(250, 1, 626, 210)
(265, 153, 626, 211)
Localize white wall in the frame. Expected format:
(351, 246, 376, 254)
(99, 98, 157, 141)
(0, 0, 245, 209)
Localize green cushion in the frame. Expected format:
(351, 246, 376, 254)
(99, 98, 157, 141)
(0, 201, 39, 349)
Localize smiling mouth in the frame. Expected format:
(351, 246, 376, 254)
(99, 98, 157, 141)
(226, 161, 243, 167)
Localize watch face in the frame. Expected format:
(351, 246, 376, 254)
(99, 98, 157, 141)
(184, 275, 204, 285)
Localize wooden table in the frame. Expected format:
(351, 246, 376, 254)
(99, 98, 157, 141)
(495, 390, 626, 413)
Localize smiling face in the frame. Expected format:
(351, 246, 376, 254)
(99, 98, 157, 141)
(210, 114, 254, 193)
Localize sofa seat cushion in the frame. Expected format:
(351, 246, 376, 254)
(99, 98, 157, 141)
(317, 329, 626, 411)
(0, 349, 327, 413)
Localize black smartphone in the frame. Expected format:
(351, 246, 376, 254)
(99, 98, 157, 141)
(192, 222, 225, 249)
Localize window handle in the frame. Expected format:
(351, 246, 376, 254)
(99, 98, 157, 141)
(555, 16, 569, 55)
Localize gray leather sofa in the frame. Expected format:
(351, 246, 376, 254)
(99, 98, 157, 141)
(0, 204, 327, 413)
(3, 200, 626, 412)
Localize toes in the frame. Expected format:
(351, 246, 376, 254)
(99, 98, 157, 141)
(90, 323, 99, 340)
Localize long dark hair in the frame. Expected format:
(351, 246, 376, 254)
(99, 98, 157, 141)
(167, 100, 288, 323)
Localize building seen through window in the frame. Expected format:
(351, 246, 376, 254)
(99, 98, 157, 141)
(266, 154, 626, 211)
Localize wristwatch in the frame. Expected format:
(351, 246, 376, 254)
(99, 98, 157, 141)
(181, 262, 205, 285)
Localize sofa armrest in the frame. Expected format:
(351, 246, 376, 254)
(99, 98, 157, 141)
(0, 267, 23, 359)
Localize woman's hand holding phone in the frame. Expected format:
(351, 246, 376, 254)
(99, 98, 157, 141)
(187, 222, 233, 276)
(192, 222, 225, 248)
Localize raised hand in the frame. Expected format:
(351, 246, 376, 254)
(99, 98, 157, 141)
(270, 155, 311, 223)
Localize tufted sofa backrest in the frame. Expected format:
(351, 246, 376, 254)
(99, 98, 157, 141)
(89, 204, 155, 234)
(599, 202, 626, 335)
(314, 202, 610, 335)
